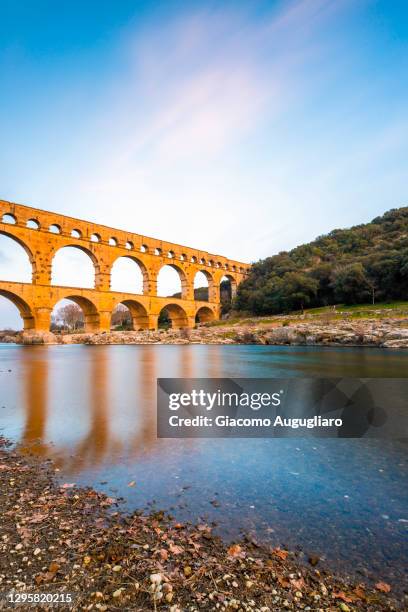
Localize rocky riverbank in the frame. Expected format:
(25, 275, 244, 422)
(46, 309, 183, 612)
(0, 436, 405, 611)
(3, 316, 408, 347)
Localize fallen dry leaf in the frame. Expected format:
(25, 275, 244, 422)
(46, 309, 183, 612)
(197, 524, 210, 531)
(332, 591, 354, 603)
(273, 548, 289, 560)
(277, 575, 291, 588)
(168, 542, 184, 555)
(227, 544, 245, 558)
(353, 585, 366, 599)
(290, 577, 306, 591)
(17, 526, 32, 540)
(375, 581, 391, 593)
(29, 512, 48, 523)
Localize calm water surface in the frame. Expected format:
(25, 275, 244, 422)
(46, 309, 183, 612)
(0, 344, 407, 589)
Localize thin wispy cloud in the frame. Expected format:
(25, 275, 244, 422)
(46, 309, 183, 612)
(0, 0, 407, 327)
(68, 1, 346, 248)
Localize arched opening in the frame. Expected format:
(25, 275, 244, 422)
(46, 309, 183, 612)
(51, 296, 99, 332)
(27, 219, 40, 230)
(195, 306, 215, 324)
(49, 224, 61, 234)
(194, 270, 212, 301)
(90, 233, 101, 243)
(220, 274, 237, 315)
(110, 256, 147, 294)
(109, 237, 118, 246)
(51, 246, 96, 288)
(0, 290, 35, 331)
(71, 229, 82, 239)
(51, 299, 84, 332)
(157, 264, 186, 298)
(158, 303, 188, 330)
(111, 304, 132, 330)
(1, 213, 17, 224)
(111, 300, 149, 331)
(0, 233, 34, 283)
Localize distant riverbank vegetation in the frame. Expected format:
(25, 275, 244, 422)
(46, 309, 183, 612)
(235, 207, 408, 315)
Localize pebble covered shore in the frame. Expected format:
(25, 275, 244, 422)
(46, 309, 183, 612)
(0, 437, 405, 611)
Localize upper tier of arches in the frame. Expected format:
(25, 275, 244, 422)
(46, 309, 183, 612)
(0, 203, 249, 277)
(0, 226, 242, 301)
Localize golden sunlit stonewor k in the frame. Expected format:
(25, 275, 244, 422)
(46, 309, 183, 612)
(0, 200, 250, 333)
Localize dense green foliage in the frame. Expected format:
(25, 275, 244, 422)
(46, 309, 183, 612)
(235, 207, 408, 314)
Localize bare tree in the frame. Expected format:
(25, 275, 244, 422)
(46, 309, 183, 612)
(55, 303, 84, 331)
(111, 304, 132, 328)
(365, 276, 378, 305)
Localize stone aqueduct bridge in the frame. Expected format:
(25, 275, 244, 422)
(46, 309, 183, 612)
(0, 200, 250, 332)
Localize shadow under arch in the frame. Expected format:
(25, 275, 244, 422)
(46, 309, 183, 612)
(0, 289, 35, 329)
(51, 244, 99, 288)
(220, 274, 238, 316)
(221, 273, 238, 296)
(160, 302, 188, 329)
(110, 254, 150, 294)
(195, 305, 215, 324)
(54, 294, 100, 331)
(112, 299, 149, 330)
(0, 230, 36, 282)
(194, 269, 214, 301)
(157, 263, 189, 299)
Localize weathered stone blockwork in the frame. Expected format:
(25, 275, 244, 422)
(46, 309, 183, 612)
(0, 200, 250, 331)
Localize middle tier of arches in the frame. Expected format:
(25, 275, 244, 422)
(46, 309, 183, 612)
(0, 233, 238, 302)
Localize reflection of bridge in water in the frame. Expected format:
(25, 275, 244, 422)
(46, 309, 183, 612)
(18, 345, 156, 472)
(0, 199, 250, 331)
(17, 345, 223, 473)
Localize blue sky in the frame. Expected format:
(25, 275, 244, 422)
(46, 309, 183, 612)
(0, 0, 407, 327)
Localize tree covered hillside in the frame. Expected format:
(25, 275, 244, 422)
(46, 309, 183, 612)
(235, 207, 408, 314)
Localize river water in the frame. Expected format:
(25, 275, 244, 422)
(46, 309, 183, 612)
(0, 344, 407, 589)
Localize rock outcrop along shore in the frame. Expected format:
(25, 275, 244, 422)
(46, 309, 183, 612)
(3, 316, 408, 347)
